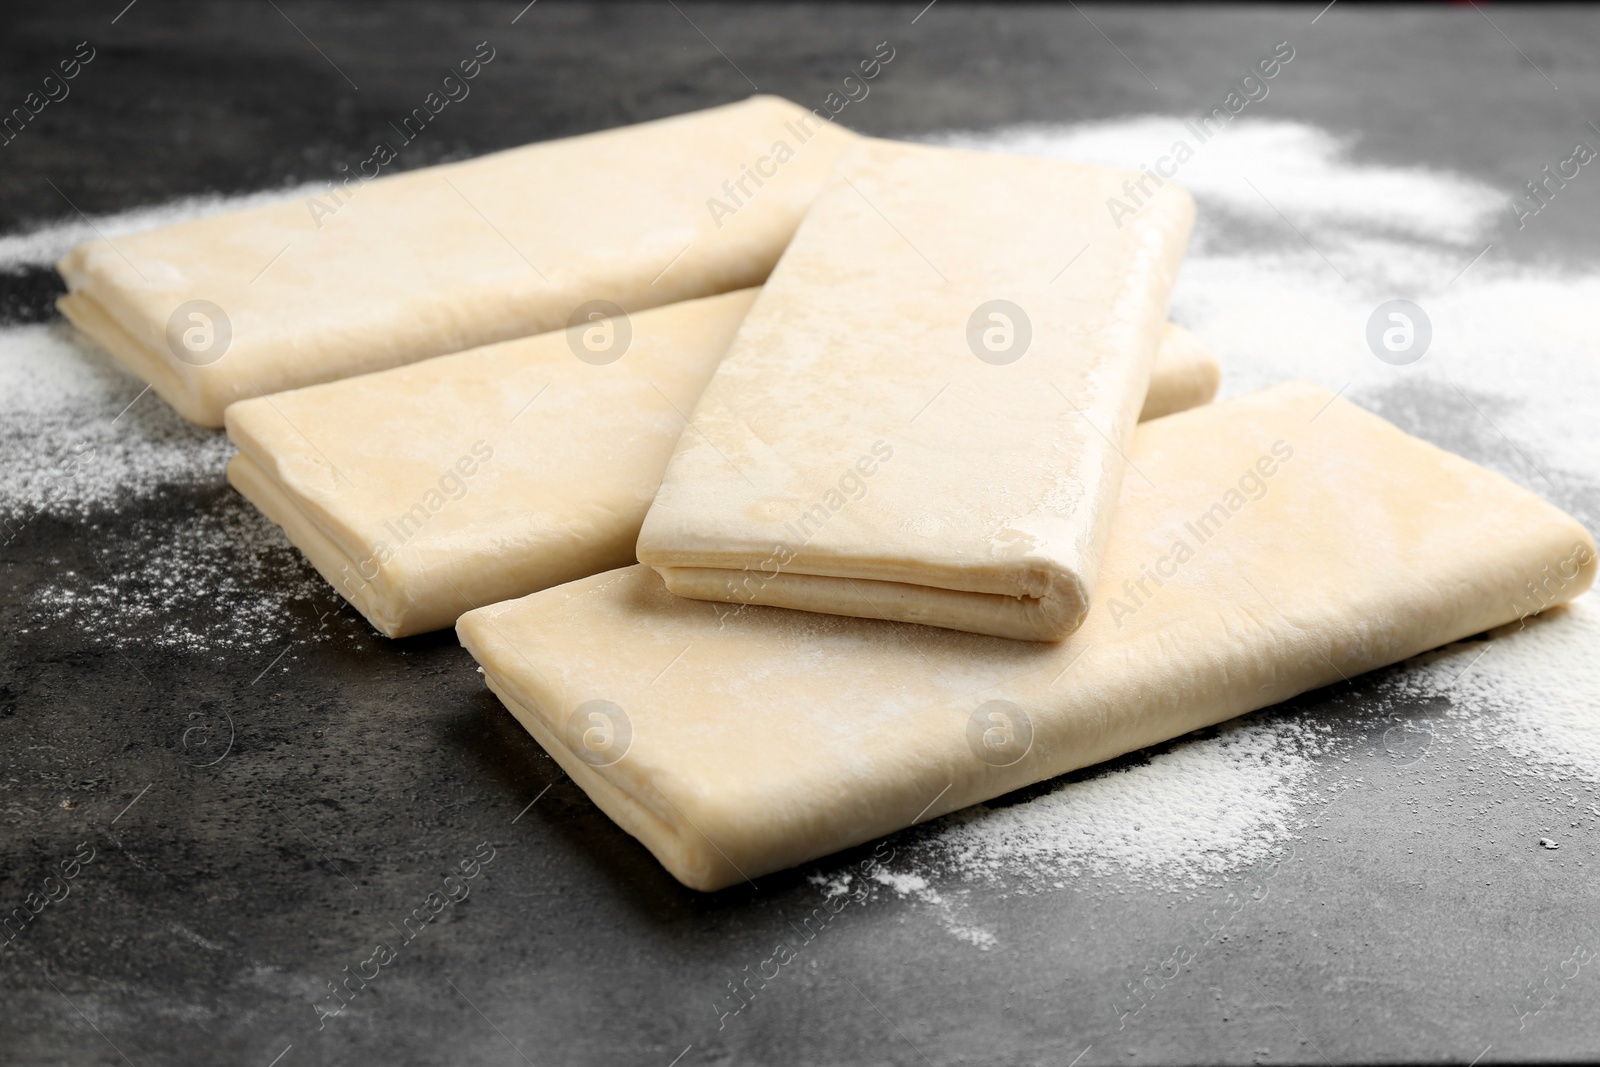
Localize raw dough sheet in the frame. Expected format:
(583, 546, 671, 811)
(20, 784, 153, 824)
(57, 96, 851, 426)
(460, 382, 1597, 891)
(637, 137, 1197, 640)
(225, 290, 757, 638)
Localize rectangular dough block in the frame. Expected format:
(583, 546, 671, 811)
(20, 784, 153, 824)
(636, 137, 1197, 641)
(56, 96, 852, 426)
(225, 287, 1217, 638)
(460, 382, 1597, 891)
(224, 289, 759, 639)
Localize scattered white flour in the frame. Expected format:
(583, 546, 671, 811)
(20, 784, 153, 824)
(1393, 596, 1600, 784)
(0, 322, 230, 517)
(872, 870, 931, 896)
(0, 181, 319, 271)
(0, 322, 343, 654)
(3, 115, 1597, 900)
(869, 869, 999, 950)
(911, 715, 1335, 893)
(24, 495, 336, 655)
(932, 117, 1503, 244)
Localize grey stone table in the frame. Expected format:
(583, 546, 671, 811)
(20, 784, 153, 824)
(3, 4, 1598, 1064)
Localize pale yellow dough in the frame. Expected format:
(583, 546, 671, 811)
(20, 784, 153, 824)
(225, 288, 1218, 638)
(459, 383, 1597, 891)
(57, 96, 852, 426)
(1140, 323, 1221, 421)
(225, 290, 759, 638)
(636, 138, 1197, 641)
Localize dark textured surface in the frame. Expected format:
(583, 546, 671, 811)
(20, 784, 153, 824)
(3, 4, 1600, 1065)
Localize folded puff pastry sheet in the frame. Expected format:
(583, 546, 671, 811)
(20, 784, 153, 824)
(224, 286, 1219, 638)
(224, 289, 760, 639)
(56, 96, 852, 426)
(460, 382, 1597, 891)
(635, 137, 1198, 641)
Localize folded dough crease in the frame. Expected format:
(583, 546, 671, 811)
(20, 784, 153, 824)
(460, 382, 1596, 891)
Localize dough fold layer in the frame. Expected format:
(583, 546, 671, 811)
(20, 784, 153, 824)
(225, 290, 1217, 638)
(57, 96, 852, 426)
(460, 382, 1597, 891)
(636, 138, 1197, 640)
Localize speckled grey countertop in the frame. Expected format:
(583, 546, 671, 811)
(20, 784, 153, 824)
(3, 4, 1599, 1065)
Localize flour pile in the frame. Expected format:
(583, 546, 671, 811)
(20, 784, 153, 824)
(3, 115, 1596, 895)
